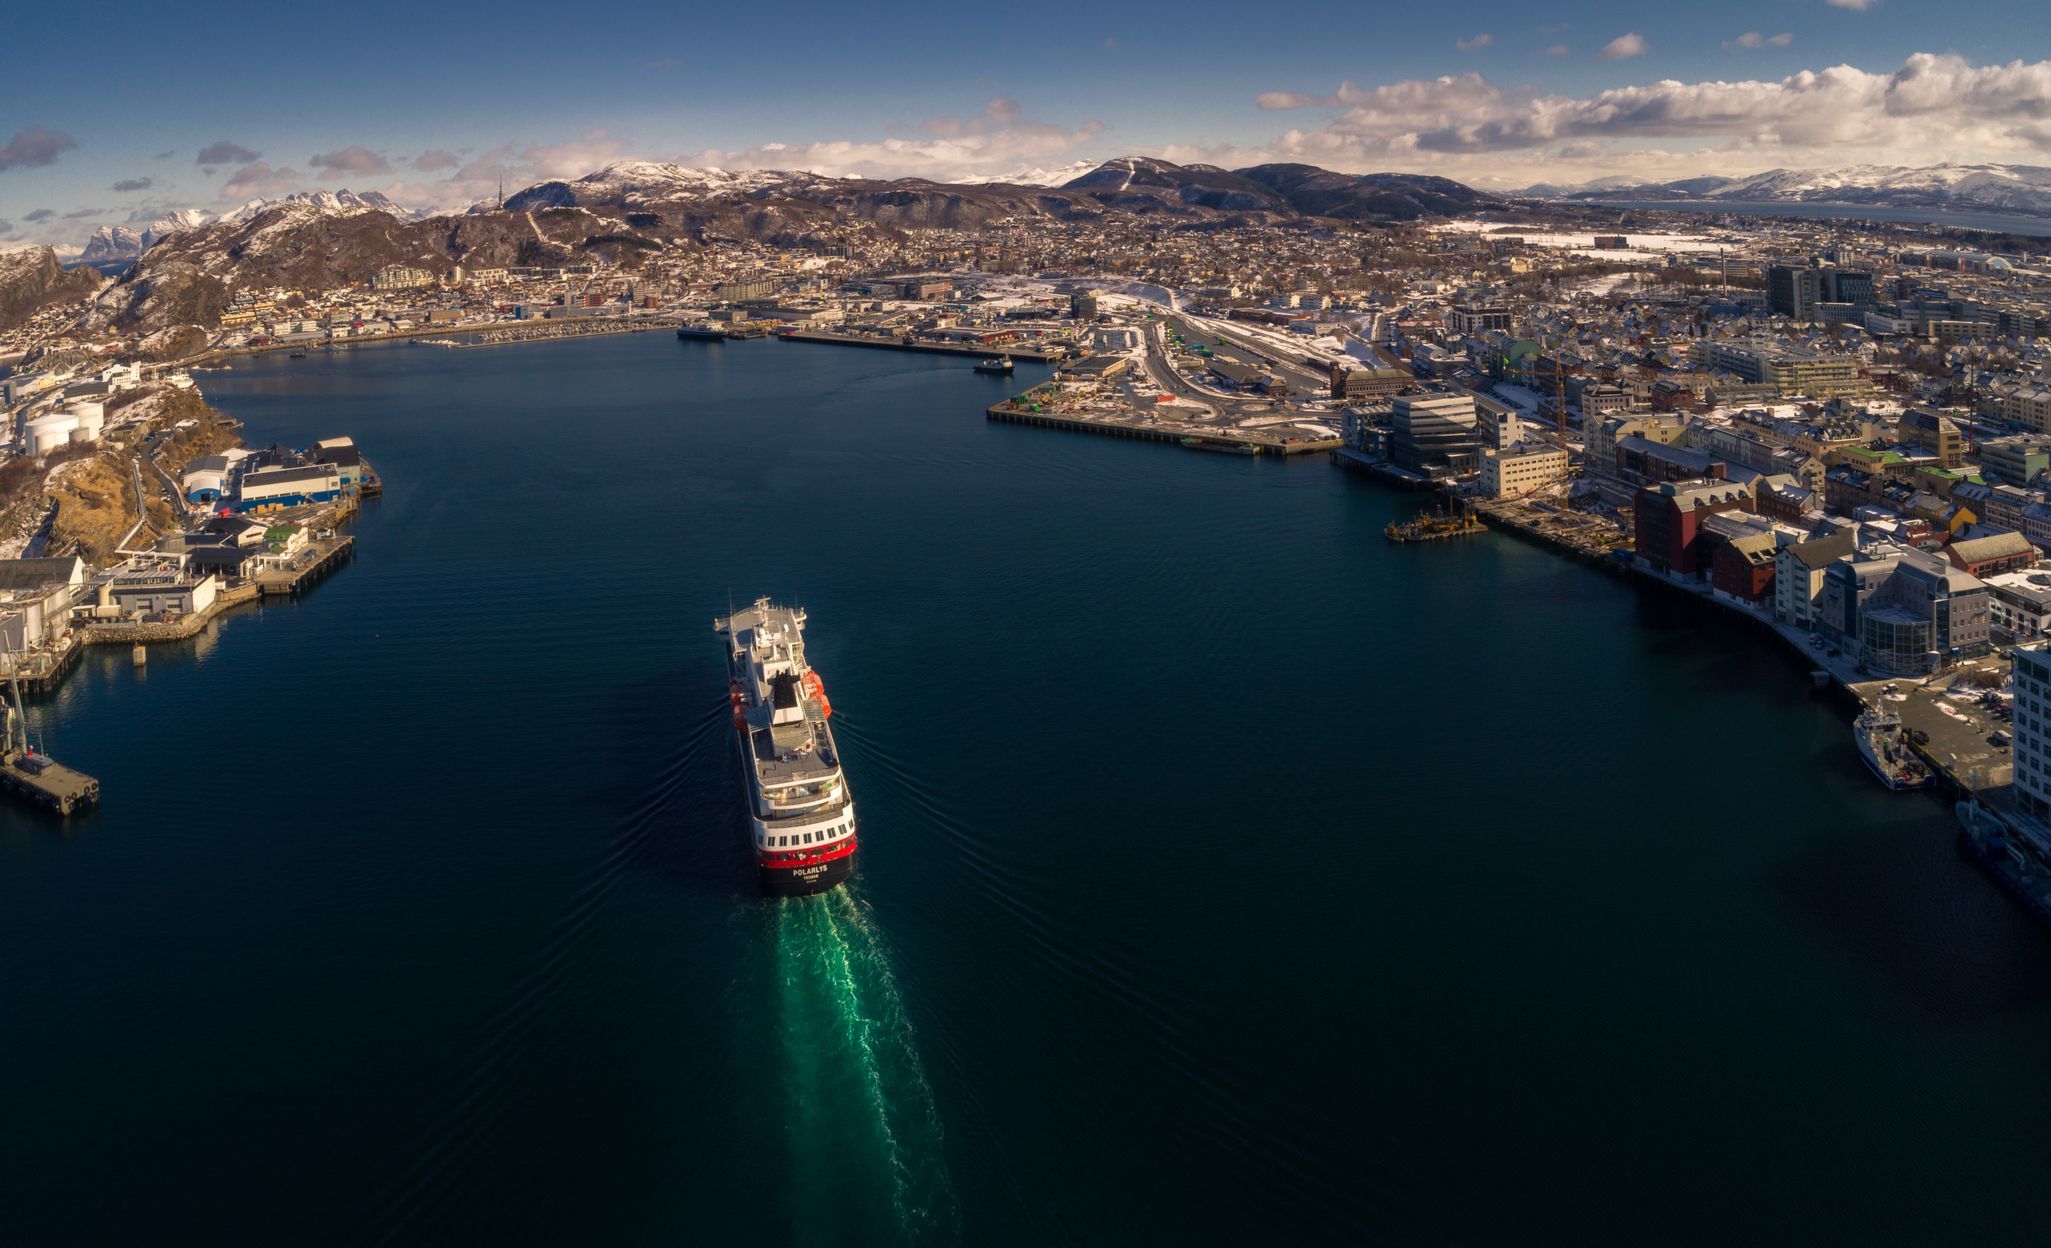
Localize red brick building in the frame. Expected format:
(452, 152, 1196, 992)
(1711, 532, 1778, 603)
(1634, 479, 1753, 576)
(1946, 530, 2039, 578)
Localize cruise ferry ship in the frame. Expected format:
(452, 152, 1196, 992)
(715, 598, 856, 895)
(1854, 708, 1932, 790)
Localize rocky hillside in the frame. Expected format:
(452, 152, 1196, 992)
(0, 247, 103, 333)
(81, 156, 1494, 337)
(1233, 164, 1494, 220)
(86, 203, 551, 345)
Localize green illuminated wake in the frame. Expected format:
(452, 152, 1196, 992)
(773, 889, 958, 1243)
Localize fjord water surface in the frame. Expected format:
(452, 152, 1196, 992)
(6, 334, 2051, 1244)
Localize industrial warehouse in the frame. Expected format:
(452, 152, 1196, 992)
(185, 437, 371, 513)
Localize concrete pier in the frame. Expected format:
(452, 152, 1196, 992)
(986, 401, 1338, 456)
(781, 330, 1066, 362)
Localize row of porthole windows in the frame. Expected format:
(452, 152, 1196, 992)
(765, 823, 847, 849)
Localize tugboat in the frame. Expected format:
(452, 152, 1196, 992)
(714, 599, 856, 896)
(974, 355, 1014, 375)
(1854, 708, 1933, 790)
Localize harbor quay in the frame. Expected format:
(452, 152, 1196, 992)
(779, 329, 1067, 362)
(1446, 490, 2020, 814)
(0, 378, 376, 812)
(987, 380, 1342, 456)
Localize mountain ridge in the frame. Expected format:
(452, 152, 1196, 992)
(1518, 162, 2051, 217)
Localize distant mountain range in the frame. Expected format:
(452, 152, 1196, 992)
(77, 190, 413, 264)
(1517, 163, 2051, 218)
(497, 155, 1494, 224)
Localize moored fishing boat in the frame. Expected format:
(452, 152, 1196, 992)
(1854, 708, 1932, 790)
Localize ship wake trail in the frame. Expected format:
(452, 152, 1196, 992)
(774, 890, 959, 1244)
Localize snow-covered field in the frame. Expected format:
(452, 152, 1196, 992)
(1431, 221, 1724, 260)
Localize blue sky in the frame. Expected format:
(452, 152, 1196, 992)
(5, 0, 2051, 246)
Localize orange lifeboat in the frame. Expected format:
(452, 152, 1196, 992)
(804, 671, 832, 718)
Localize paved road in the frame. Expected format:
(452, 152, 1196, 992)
(142, 430, 189, 514)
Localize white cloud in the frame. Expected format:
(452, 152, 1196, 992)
(221, 162, 308, 199)
(1598, 32, 1649, 61)
(1246, 52, 2051, 185)
(683, 100, 1105, 182)
(1455, 33, 1492, 52)
(1826, 0, 1876, 9)
(309, 145, 391, 175)
(1543, 44, 1570, 56)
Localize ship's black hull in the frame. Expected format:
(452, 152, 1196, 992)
(759, 852, 855, 897)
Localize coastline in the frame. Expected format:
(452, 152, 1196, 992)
(166, 313, 669, 371)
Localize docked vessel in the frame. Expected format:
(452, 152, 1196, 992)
(1958, 800, 2051, 926)
(0, 666, 97, 815)
(1385, 497, 1485, 543)
(715, 598, 856, 895)
(1179, 437, 1259, 455)
(1854, 708, 1932, 790)
(974, 355, 1014, 375)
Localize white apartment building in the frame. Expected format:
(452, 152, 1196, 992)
(2011, 645, 2051, 819)
(1479, 443, 1568, 499)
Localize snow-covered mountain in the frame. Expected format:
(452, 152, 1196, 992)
(233, 188, 412, 219)
(952, 161, 1099, 187)
(79, 226, 146, 265)
(72, 189, 419, 265)
(142, 208, 216, 249)
(503, 161, 815, 211)
(1522, 163, 2051, 217)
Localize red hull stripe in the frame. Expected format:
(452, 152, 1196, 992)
(756, 837, 857, 870)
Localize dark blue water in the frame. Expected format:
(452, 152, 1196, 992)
(7, 333, 2051, 1245)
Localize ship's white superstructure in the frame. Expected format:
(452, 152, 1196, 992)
(715, 599, 857, 894)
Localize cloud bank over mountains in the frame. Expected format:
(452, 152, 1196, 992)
(14, 50, 2051, 244)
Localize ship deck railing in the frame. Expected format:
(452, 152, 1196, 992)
(759, 798, 851, 829)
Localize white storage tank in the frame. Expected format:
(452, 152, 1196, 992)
(26, 414, 79, 456)
(67, 403, 105, 440)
